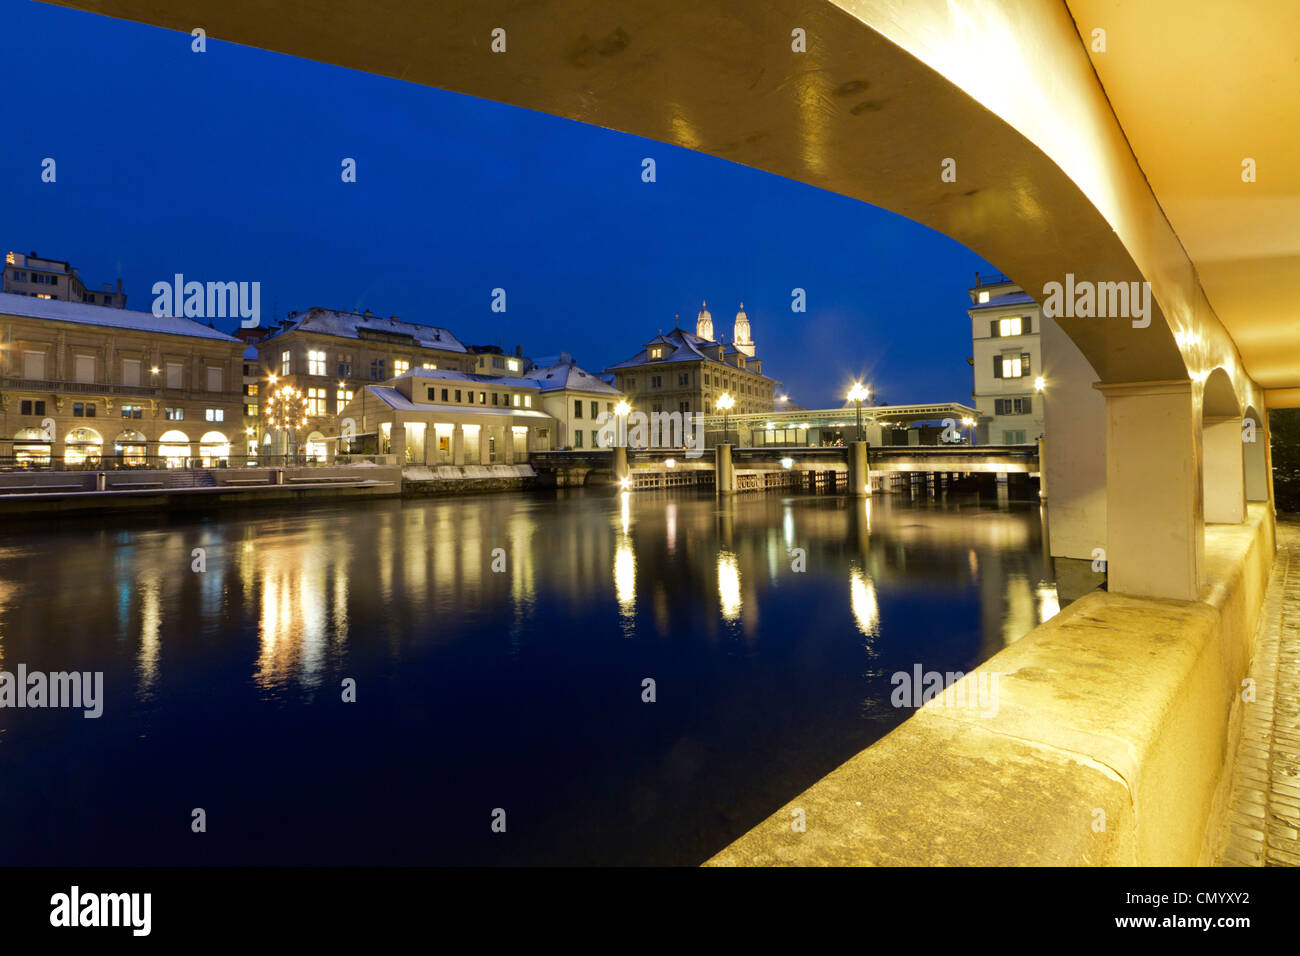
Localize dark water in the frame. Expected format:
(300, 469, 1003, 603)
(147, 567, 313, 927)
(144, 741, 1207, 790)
(0, 489, 1059, 865)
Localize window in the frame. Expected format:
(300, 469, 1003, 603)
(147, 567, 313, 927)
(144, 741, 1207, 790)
(479, 392, 486, 404)
(337, 353, 353, 377)
(678, 373, 689, 386)
(649, 347, 664, 359)
(512, 394, 520, 408)
(994, 397, 1033, 415)
(492, 393, 499, 406)
(651, 375, 662, 388)
(246, 382, 259, 397)
(1003, 430, 1027, 444)
(370, 359, 386, 380)
(336, 388, 353, 413)
(679, 401, 690, 413)
(574, 400, 583, 419)
(994, 353, 1031, 379)
(998, 317, 1023, 337)
(74, 355, 95, 384)
(280, 351, 291, 376)
(166, 362, 183, 388)
(121, 404, 143, 419)
(122, 358, 141, 386)
(422, 363, 437, 370)
(308, 350, 326, 376)
(205, 408, 225, 422)
(20, 400, 46, 415)
(524, 395, 531, 408)
(165, 407, 185, 421)
(73, 402, 96, 417)
(441, 388, 448, 401)
(506, 358, 520, 372)
(590, 401, 598, 419)
(84, 294, 95, 303)
(22, 351, 45, 379)
(467, 391, 475, 404)
(246, 404, 258, 417)
(573, 431, 583, 448)
(455, 390, 462, 402)
(206, 367, 223, 392)
(394, 359, 410, 376)
(306, 388, 326, 416)
(591, 430, 599, 448)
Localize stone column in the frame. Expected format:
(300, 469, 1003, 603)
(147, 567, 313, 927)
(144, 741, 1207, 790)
(452, 424, 465, 466)
(716, 443, 735, 496)
(389, 420, 406, 464)
(1095, 380, 1203, 601)
(847, 440, 870, 497)
(1202, 415, 1246, 523)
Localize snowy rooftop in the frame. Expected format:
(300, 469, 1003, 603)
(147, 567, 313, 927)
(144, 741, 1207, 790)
(267, 307, 468, 352)
(606, 326, 774, 379)
(365, 385, 550, 418)
(522, 359, 621, 394)
(389, 367, 542, 390)
(0, 291, 242, 343)
(971, 291, 1036, 310)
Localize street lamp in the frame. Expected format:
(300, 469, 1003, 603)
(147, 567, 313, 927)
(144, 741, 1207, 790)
(1034, 376, 1045, 392)
(961, 416, 976, 445)
(716, 392, 735, 446)
(847, 382, 869, 442)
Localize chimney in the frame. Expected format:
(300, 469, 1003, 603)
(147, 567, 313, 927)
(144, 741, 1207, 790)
(116, 278, 122, 293)
(515, 344, 523, 358)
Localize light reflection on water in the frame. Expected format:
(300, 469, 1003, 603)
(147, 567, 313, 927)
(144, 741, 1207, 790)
(0, 489, 1060, 865)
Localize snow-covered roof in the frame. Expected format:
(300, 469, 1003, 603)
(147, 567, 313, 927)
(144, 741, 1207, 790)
(365, 385, 550, 418)
(971, 291, 1035, 311)
(0, 291, 242, 343)
(266, 306, 467, 352)
(389, 367, 542, 390)
(606, 326, 775, 379)
(522, 359, 621, 394)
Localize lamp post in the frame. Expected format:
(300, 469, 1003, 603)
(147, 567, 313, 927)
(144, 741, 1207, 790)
(716, 392, 735, 446)
(962, 416, 975, 445)
(847, 382, 869, 442)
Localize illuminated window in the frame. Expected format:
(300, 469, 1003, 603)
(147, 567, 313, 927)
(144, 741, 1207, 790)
(422, 363, 437, 370)
(280, 350, 291, 376)
(524, 395, 531, 408)
(308, 350, 326, 375)
(998, 317, 1023, 337)
(306, 387, 327, 416)
(394, 360, 410, 376)
(507, 358, 520, 372)
(205, 408, 225, 422)
(335, 388, 353, 414)
(978, 290, 990, 303)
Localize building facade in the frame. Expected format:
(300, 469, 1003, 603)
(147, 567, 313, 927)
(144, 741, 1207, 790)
(969, 274, 1046, 445)
(605, 303, 778, 418)
(3, 251, 126, 307)
(522, 354, 623, 450)
(0, 292, 245, 466)
(254, 307, 474, 458)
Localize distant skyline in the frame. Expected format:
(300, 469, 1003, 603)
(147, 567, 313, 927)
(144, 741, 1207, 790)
(2, 0, 999, 408)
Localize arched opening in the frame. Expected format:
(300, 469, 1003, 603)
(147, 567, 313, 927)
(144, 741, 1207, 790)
(158, 429, 191, 469)
(65, 427, 103, 467)
(1201, 368, 1245, 524)
(199, 431, 230, 467)
(304, 430, 328, 463)
(114, 429, 147, 467)
(1242, 405, 1270, 504)
(13, 427, 51, 468)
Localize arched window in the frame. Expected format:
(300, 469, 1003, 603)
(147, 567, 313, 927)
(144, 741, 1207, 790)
(65, 427, 103, 467)
(200, 431, 229, 467)
(158, 429, 191, 469)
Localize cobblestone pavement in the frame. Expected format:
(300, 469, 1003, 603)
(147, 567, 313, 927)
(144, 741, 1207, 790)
(1215, 518, 1300, 866)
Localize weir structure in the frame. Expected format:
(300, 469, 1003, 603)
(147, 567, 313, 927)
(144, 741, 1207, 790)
(50, 0, 1300, 865)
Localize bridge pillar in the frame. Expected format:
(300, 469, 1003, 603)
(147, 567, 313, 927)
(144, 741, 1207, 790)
(1096, 381, 1204, 601)
(847, 441, 870, 498)
(613, 445, 629, 487)
(716, 444, 735, 496)
(1202, 416, 1246, 524)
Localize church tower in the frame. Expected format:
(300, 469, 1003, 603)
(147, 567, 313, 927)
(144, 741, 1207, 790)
(733, 302, 755, 356)
(695, 300, 714, 341)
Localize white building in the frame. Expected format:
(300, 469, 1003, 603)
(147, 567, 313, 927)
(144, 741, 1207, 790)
(522, 353, 623, 450)
(968, 274, 1047, 445)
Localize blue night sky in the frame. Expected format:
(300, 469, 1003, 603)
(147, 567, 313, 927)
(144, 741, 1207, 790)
(2, 1, 998, 408)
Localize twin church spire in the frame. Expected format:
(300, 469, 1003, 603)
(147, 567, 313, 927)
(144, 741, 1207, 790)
(694, 300, 755, 357)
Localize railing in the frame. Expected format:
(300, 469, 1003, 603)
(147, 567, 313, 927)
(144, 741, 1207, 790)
(0, 376, 162, 398)
(0, 454, 353, 472)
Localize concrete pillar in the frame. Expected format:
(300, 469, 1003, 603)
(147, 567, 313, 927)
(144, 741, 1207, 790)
(1243, 411, 1269, 503)
(452, 424, 465, 466)
(389, 421, 407, 464)
(1096, 380, 1203, 601)
(613, 445, 629, 486)
(1202, 416, 1246, 523)
(716, 443, 735, 496)
(846, 441, 870, 498)
(1036, 437, 1047, 499)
